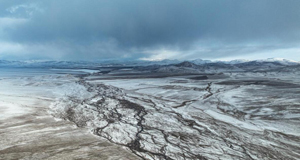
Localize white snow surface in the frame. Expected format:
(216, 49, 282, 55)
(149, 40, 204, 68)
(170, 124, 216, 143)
(1, 66, 300, 160)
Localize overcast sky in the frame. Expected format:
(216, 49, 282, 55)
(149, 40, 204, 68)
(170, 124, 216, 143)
(0, 0, 300, 61)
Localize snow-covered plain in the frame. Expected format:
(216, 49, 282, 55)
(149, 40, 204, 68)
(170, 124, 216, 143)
(0, 68, 139, 160)
(1, 63, 300, 160)
(53, 66, 300, 159)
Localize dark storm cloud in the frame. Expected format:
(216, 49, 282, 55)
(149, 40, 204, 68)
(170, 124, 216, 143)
(1, 0, 300, 60)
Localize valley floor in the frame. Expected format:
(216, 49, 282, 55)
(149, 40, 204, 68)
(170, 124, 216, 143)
(0, 74, 139, 160)
(0, 67, 300, 160)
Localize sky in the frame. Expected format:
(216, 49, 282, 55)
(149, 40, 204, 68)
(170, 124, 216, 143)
(0, 0, 300, 61)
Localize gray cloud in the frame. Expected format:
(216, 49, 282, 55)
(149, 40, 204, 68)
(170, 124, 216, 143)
(1, 0, 300, 60)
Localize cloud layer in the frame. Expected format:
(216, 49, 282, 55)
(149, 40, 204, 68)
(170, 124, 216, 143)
(1, 0, 300, 60)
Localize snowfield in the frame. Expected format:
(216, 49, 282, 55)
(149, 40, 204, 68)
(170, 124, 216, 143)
(0, 69, 139, 160)
(0, 62, 300, 160)
(54, 72, 300, 159)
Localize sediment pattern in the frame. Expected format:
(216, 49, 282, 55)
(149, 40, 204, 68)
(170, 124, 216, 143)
(50, 78, 300, 160)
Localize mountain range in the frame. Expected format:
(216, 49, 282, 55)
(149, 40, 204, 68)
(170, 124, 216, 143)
(0, 58, 299, 68)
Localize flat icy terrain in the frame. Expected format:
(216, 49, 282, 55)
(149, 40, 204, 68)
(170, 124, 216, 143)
(0, 68, 139, 160)
(1, 63, 300, 160)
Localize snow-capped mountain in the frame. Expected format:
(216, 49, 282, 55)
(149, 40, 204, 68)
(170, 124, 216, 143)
(0, 58, 299, 69)
(222, 59, 251, 64)
(257, 58, 300, 65)
(216, 58, 299, 65)
(190, 59, 212, 65)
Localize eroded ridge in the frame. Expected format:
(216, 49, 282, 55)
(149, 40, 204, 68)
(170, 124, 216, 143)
(50, 80, 300, 160)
